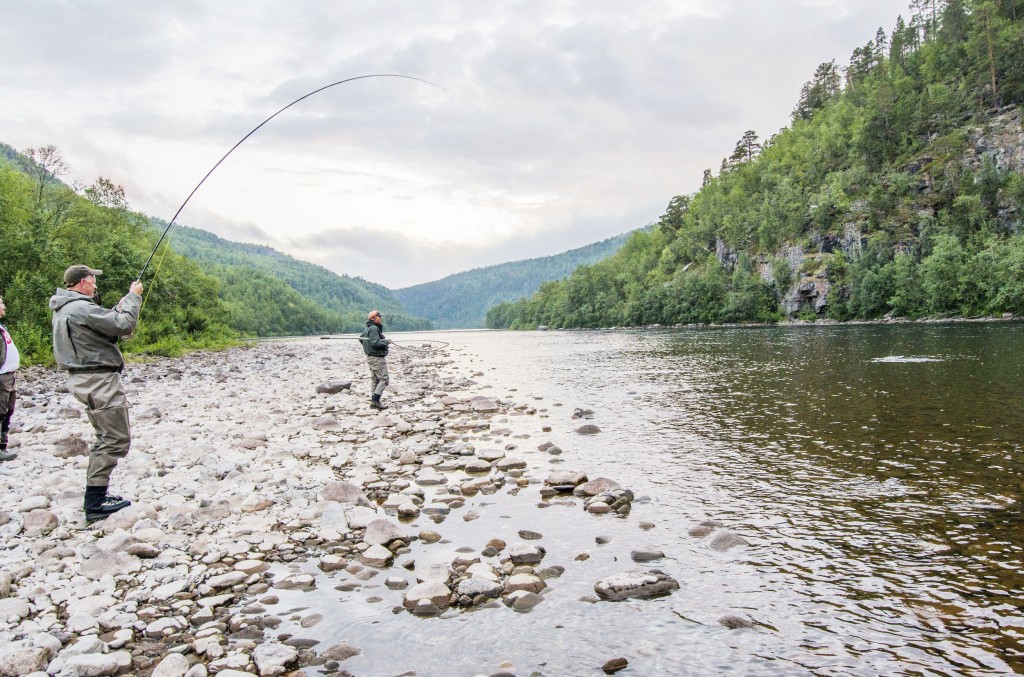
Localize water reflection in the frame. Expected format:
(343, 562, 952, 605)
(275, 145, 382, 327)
(445, 324, 1023, 674)
(269, 325, 1021, 675)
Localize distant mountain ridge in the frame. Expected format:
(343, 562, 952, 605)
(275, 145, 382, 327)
(157, 221, 429, 329)
(395, 232, 635, 328)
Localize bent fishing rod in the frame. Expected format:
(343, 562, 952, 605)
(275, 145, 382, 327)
(138, 73, 447, 281)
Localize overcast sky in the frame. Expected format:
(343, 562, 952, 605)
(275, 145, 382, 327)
(1, 0, 910, 288)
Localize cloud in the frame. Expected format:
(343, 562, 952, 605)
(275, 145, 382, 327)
(0, 0, 912, 288)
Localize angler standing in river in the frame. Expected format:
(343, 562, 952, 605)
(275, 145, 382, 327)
(50, 265, 143, 523)
(360, 309, 392, 410)
(0, 293, 20, 462)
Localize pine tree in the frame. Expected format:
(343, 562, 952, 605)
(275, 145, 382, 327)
(729, 130, 762, 165)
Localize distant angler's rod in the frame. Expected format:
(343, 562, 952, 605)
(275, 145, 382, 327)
(138, 73, 446, 280)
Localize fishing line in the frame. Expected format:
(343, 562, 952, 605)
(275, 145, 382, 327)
(138, 73, 447, 281)
(139, 219, 177, 315)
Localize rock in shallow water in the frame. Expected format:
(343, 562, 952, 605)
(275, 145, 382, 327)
(594, 571, 680, 601)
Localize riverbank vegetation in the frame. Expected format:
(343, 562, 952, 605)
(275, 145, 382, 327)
(488, 0, 1024, 329)
(0, 146, 238, 364)
(0, 144, 430, 364)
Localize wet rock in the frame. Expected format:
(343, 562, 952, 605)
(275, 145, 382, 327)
(470, 397, 499, 413)
(594, 571, 680, 601)
(363, 518, 406, 546)
(504, 590, 544, 612)
(275, 574, 316, 590)
(630, 549, 665, 562)
(602, 657, 628, 674)
(545, 470, 588, 490)
(463, 459, 492, 474)
(508, 543, 545, 565)
(574, 477, 622, 497)
(496, 457, 527, 471)
(318, 555, 348, 572)
(403, 581, 451, 610)
(719, 615, 755, 629)
(517, 530, 542, 541)
(476, 448, 505, 462)
(457, 578, 503, 598)
(688, 519, 722, 538)
(252, 642, 297, 676)
(572, 408, 595, 419)
(321, 641, 361, 661)
(505, 573, 546, 593)
(708, 531, 749, 551)
(360, 544, 395, 567)
(584, 488, 633, 515)
(418, 530, 442, 544)
(575, 424, 601, 435)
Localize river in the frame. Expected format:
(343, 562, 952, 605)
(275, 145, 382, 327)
(271, 323, 1024, 675)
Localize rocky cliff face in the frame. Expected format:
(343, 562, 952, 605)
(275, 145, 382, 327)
(720, 106, 1023, 319)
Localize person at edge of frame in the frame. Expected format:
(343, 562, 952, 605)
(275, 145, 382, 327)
(360, 309, 392, 410)
(49, 264, 143, 523)
(0, 293, 20, 462)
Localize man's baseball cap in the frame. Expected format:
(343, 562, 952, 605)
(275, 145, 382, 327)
(64, 265, 103, 287)
(368, 310, 381, 319)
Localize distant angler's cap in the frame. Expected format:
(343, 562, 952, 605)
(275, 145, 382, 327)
(64, 265, 103, 287)
(368, 310, 381, 319)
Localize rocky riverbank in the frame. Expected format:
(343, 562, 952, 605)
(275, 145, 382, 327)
(0, 338, 749, 676)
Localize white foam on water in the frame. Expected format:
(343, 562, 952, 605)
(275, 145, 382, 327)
(871, 355, 945, 363)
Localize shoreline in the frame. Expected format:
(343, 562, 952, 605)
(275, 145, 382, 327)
(0, 337, 692, 675)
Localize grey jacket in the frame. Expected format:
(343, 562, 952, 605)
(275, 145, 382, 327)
(49, 289, 141, 371)
(0, 324, 8, 369)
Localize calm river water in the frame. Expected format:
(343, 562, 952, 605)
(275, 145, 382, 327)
(275, 323, 1024, 676)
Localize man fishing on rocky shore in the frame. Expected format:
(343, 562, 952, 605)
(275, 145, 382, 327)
(49, 265, 143, 523)
(360, 309, 392, 410)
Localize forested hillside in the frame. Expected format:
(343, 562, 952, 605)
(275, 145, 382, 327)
(489, 0, 1024, 329)
(396, 232, 632, 328)
(162, 224, 430, 332)
(0, 144, 430, 364)
(0, 144, 235, 362)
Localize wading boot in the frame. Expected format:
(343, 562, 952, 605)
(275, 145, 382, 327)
(84, 486, 131, 524)
(0, 429, 14, 461)
(370, 394, 388, 410)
